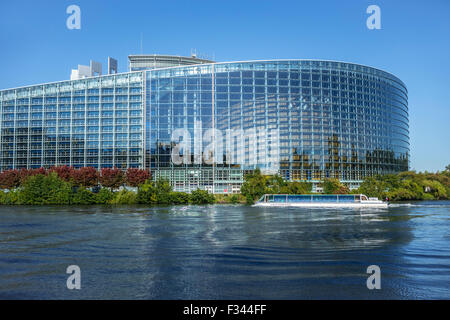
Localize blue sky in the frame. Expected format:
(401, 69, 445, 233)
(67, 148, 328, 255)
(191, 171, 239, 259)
(0, 0, 449, 172)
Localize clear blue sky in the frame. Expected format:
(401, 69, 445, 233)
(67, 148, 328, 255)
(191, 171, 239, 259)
(0, 0, 449, 172)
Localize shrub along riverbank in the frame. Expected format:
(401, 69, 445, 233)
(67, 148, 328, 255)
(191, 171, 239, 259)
(240, 166, 450, 204)
(0, 166, 243, 205)
(1, 165, 449, 206)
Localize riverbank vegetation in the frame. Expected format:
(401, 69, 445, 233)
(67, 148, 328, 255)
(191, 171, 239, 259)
(1, 165, 449, 206)
(354, 169, 450, 201)
(0, 166, 217, 205)
(240, 168, 312, 204)
(240, 166, 450, 203)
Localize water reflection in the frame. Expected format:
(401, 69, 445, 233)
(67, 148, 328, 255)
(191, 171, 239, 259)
(0, 202, 449, 299)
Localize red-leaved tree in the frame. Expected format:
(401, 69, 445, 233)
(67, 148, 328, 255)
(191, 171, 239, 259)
(72, 167, 99, 188)
(125, 168, 150, 187)
(49, 165, 74, 182)
(0, 169, 21, 189)
(19, 167, 47, 184)
(99, 167, 124, 190)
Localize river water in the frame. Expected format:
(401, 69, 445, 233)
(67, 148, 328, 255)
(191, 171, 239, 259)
(0, 202, 449, 299)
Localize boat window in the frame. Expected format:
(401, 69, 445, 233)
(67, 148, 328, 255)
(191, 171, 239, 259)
(268, 195, 274, 202)
(339, 195, 355, 203)
(274, 195, 286, 203)
(287, 195, 311, 202)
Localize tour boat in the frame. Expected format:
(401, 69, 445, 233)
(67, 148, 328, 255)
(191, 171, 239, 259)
(253, 194, 388, 208)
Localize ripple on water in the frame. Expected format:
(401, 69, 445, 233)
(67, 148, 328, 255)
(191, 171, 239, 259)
(0, 202, 449, 299)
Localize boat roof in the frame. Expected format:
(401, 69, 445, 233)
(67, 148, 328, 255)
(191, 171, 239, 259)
(263, 194, 365, 196)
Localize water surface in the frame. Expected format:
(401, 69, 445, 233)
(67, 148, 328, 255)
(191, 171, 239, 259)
(0, 202, 449, 299)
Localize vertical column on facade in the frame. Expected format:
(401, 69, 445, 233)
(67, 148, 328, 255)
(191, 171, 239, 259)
(69, 82, 73, 167)
(211, 64, 215, 194)
(0, 92, 3, 171)
(55, 86, 59, 168)
(112, 77, 116, 168)
(40, 86, 45, 168)
(142, 72, 146, 170)
(98, 79, 102, 169)
(12, 91, 17, 169)
(83, 83, 87, 168)
(275, 66, 279, 177)
(288, 64, 293, 181)
(27, 88, 31, 169)
(126, 76, 130, 169)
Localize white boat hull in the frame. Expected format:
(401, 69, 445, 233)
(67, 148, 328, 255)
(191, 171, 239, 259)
(253, 202, 388, 208)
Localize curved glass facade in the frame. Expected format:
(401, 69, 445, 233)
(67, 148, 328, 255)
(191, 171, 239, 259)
(147, 60, 409, 192)
(0, 59, 409, 193)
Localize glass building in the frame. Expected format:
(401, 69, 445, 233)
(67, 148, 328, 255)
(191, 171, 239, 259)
(0, 59, 409, 193)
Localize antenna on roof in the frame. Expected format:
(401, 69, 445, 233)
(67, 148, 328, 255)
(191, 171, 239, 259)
(191, 48, 197, 58)
(140, 32, 143, 55)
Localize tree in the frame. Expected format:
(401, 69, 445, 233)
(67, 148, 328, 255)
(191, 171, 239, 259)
(125, 168, 150, 187)
(265, 175, 287, 194)
(240, 168, 267, 204)
(19, 167, 48, 184)
(110, 189, 137, 205)
(422, 179, 447, 199)
(72, 188, 96, 205)
(280, 181, 312, 194)
(155, 179, 173, 204)
(49, 165, 74, 182)
(99, 167, 124, 190)
(0, 169, 21, 189)
(137, 180, 158, 204)
(19, 172, 72, 205)
(72, 167, 98, 188)
(136, 179, 174, 204)
(322, 178, 342, 194)
(357, 176, 387, 198)
(445, 164, 450, 173)
(169, 192, 190, 205)
(95, 188, 114, 204)
(190, 189, 215, 205)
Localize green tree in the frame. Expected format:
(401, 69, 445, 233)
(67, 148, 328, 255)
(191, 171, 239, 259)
(19, 172, 72, 205)
(72, 188, 96, 205)
(240, 168, 267, 204)
(155, 179, 173, 204)
(137, 180, 158, 204)
(287, 181, 312, 194)
(95, 188, 114, 204)
(357, 176, 387, 198)
(229, 194, 240, 204)
(110, 189, 137, 205)
(169, 192, 190, 205)
(322, 178, 342, 194)
(0, 190, 20, 205)
(422, 180, 447, 199)
(265, 175, 286, 194)
(190, 189, 215, 204)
